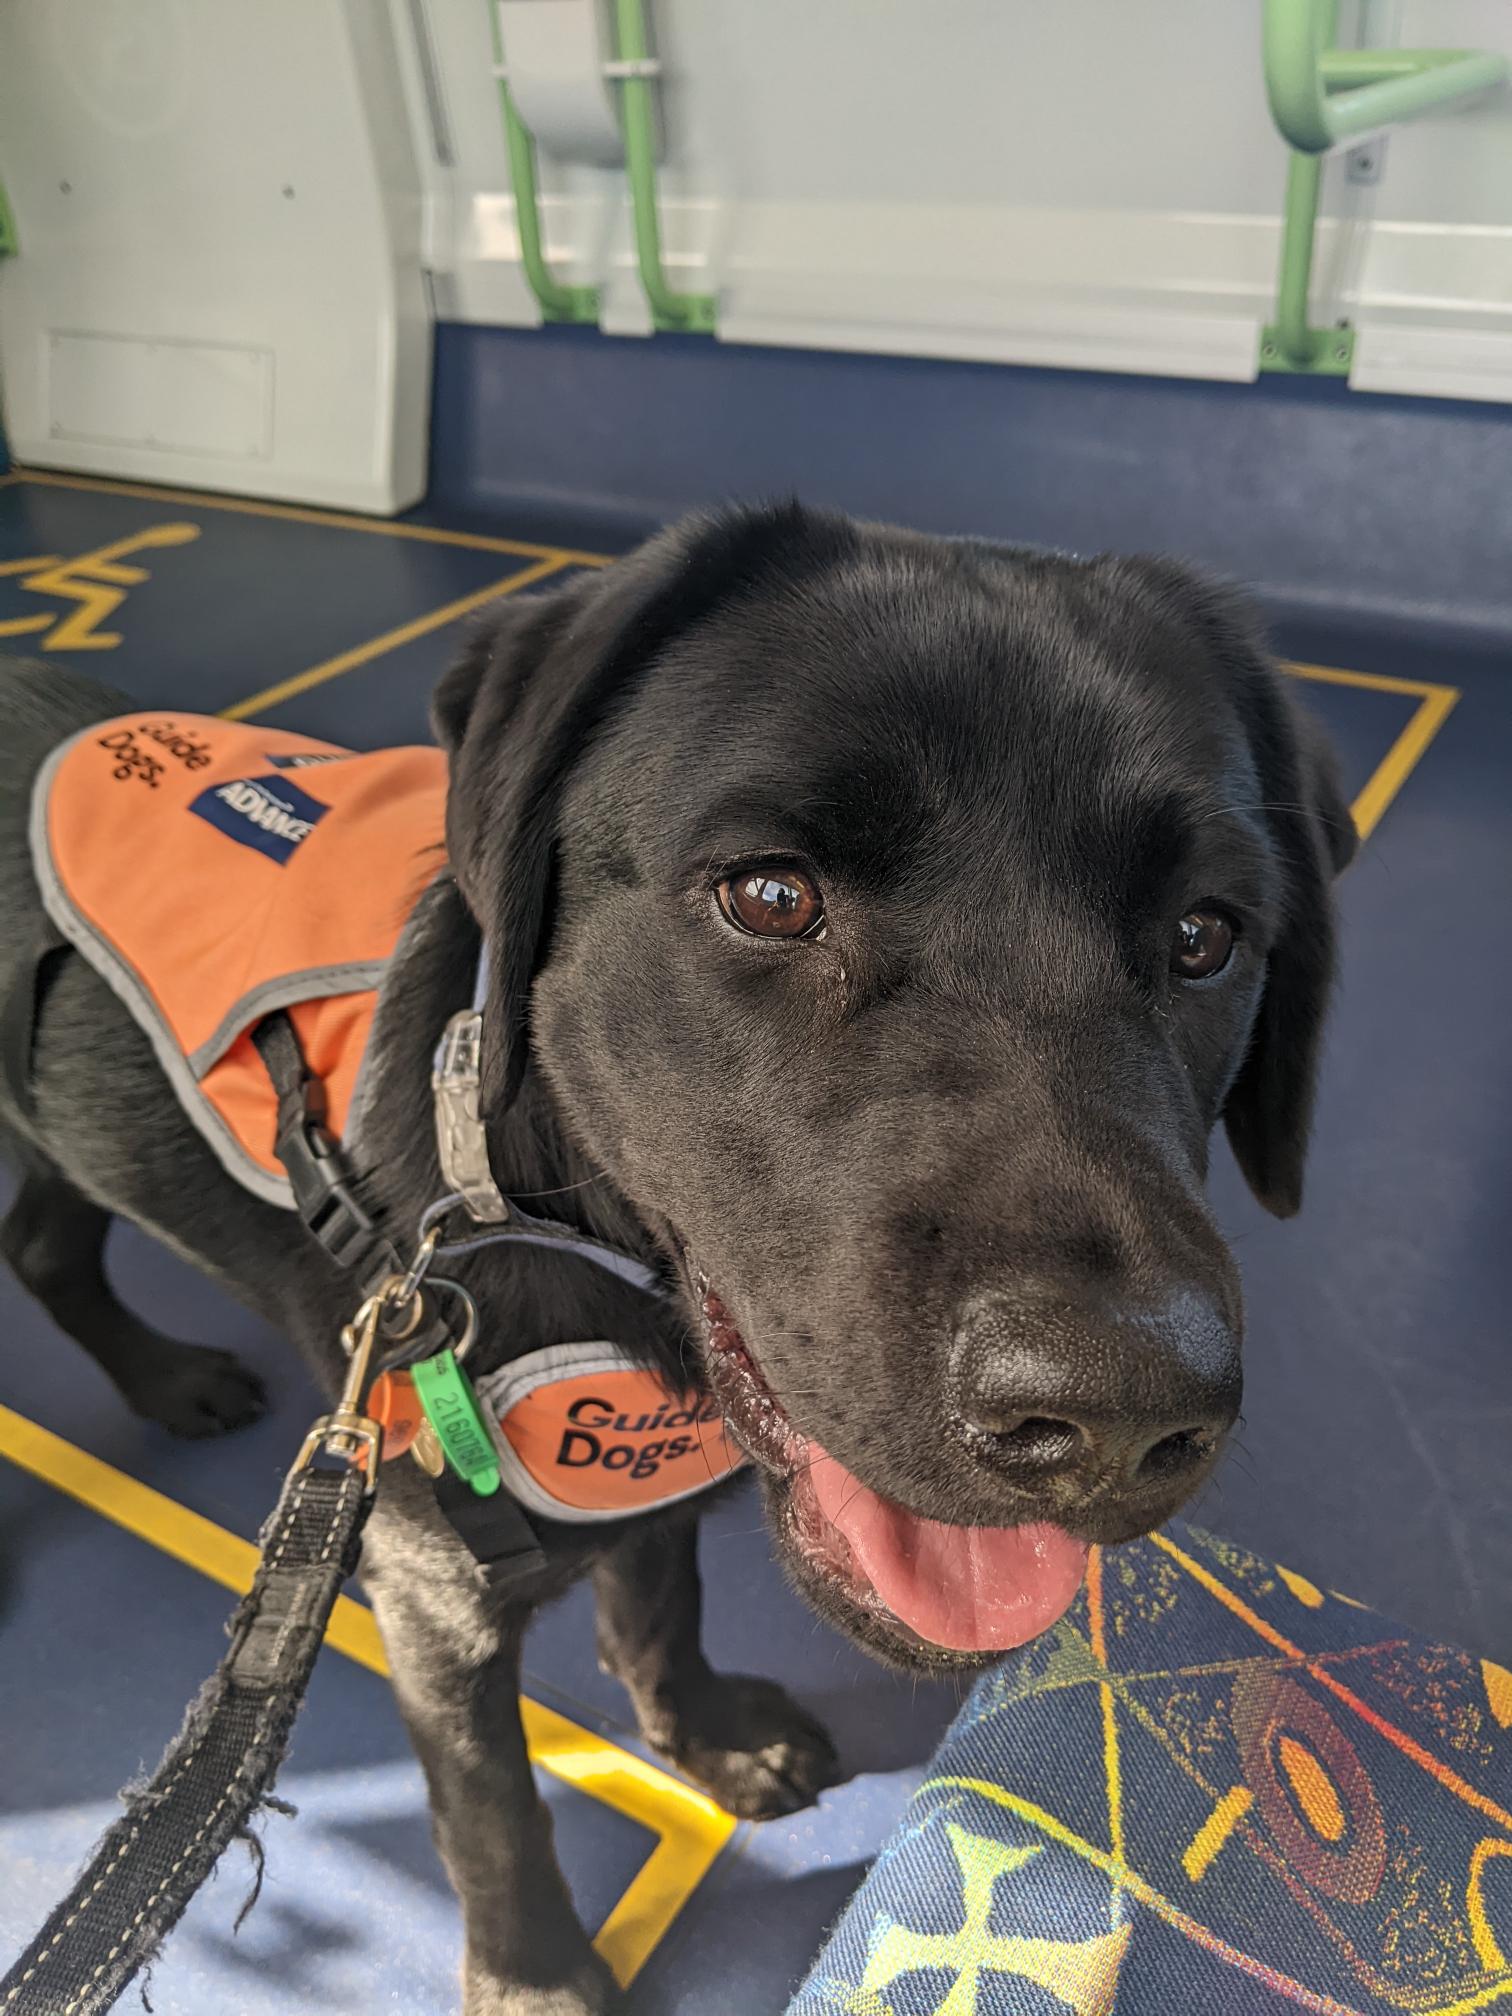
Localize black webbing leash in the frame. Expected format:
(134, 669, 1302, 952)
(0, 1462, 371, 2016)
(0, 975, 663, 2008)
(0, 1012, 398, 2015)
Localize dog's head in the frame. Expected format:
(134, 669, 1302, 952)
(436, 505, 1355, 1670)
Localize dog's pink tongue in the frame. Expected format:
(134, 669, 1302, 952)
(807, 1450, 1087, 1652)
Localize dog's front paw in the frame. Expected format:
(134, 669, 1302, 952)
(126, 1343, 267, 1438)
(464, 1950, 623, 2016)
(660, 1674, 843, 1820)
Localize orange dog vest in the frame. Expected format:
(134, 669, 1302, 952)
(31, 711, 447, 1207)
(30, 711, 743, 1520)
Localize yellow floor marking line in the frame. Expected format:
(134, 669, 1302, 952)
(219, 612, 1458, 828)
(1284, 660, 1458, 700)
(0, 1403, 736, 1987)
(1347, 684, 1460, 843)
(1284, 660, 1460, 843)
(219, 557, 569, 723)
(1181, 1785, 1254, 1883)
(6, 471, 1462, 840)
(2, 524, 202, 653)
(7, 469, 612, 569)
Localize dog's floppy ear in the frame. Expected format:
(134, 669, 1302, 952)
(1115, 559, 1357, 1217)
(436, 502, 858, 1108)
(430, 635, 491, 758)
(1222, 680, 1355, 1216)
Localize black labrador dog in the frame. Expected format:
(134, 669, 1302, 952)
(0, 504, 1354, 2012)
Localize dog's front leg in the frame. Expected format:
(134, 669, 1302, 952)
(593, 1513, 843, 1819)
(365, 1519, 617, 2016)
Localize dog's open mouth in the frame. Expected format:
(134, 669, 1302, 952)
(695, 1282, 1087, 1657)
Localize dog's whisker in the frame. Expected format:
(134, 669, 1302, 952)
(508, 1173, 610, 1200)
(1192, 797, 1352, 833)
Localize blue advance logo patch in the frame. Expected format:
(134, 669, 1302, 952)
(188, 772, 329, 864)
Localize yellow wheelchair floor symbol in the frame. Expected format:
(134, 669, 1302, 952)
(0, 522, 200, 650)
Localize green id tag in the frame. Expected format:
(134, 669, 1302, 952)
(411, 1350, 502, 1497)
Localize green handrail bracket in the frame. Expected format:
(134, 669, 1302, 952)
(488, 2, 598, 324)
(1260, 0, 1510, 373)
(486, 0, 715, 336)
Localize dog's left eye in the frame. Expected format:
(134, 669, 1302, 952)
(718, 867, 825, 939)
(1172, 909, 1235, 980)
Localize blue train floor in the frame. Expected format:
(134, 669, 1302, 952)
(1, 467, 1507, 2014)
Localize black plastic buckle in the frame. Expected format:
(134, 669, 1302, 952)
(272, 1091, 381, 1272)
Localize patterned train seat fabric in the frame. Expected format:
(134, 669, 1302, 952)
(788, 1521, 1512, 2016)
(29, 712, 448, 1207)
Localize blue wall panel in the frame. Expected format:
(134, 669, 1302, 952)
(428, 323, 1512, 655)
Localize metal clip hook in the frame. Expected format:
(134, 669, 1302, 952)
(390, 1224, 441, 1322)
(292, 1291, 385, 1486)
(419, 1273, 480, 1365)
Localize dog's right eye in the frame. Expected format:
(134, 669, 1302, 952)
(1172, 908, 1236, 980)
(717, 867, 825, 940)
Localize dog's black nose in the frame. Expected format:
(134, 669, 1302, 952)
(951, 1286, 1240, 1511)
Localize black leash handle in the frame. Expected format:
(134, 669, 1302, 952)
(0, 1462, 371, 2016)
(0, 1010, 563, 2008)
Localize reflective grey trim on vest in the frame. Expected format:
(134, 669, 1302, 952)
(187, 961, 389, 1079)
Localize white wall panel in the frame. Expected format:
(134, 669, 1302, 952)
(402, 0, 1512, 400)
(2, 0, 1508, 516)
(0, 0, 430, 510)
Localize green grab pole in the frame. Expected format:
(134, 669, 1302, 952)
(0, 179, 16, 258)
(1260, 147, 1353, 376)
(1264, 0, 1508, 154)
(1264, 0, 1338, 155)
(1319, 49, 1479, 88)
(1318, 52, 1509, 147)
(611, 0, 716, 333)
(1273, 152, 1325, 369)
(486, 1, 598, 325)
(1259, 0, 1508, 374)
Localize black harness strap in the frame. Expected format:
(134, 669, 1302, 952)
(253, 1014, 548, 1588)
(248, 1012, 461, 1363)
(251, 1013, 405, 1289)
(0, 1463, 370, 2016)
(433, 1468, 547, 1591)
